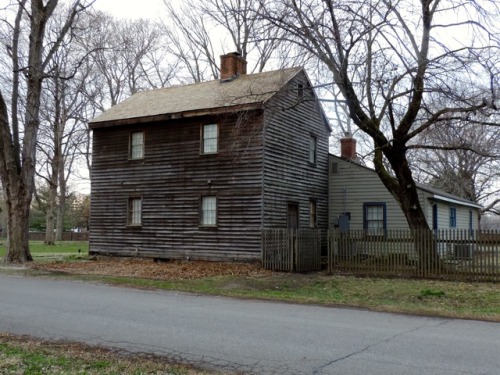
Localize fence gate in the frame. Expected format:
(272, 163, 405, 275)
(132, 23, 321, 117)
(262, 229, 321, 272)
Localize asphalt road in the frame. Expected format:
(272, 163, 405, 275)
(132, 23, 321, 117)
(0, 274, 499, 374)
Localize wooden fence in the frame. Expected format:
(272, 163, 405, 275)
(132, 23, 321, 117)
(328, 229, 500, 281)
(262, 229, 322, 272)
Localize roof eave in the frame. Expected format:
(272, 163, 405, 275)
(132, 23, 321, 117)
(429, 194, 482, 210)
(89, 102, 264, 129)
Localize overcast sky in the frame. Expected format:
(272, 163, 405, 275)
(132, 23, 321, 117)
(91, 0, 168, 19)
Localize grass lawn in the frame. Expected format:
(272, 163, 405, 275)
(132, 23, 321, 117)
(1, 241, 499, 372)
(90, 272, 500, 322)
(0, 333, 212, 375)
(0, 240, 88, 260)
(1, 240, 499, 322)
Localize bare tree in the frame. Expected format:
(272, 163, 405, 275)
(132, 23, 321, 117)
(260, 0, 500, 266)
(0, 0, 93, 263)
(162, 0, 295, 83)
(413, 117, 500, 217)
(81, 13, 175, 111)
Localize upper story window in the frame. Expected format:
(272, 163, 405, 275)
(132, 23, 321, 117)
(309, 135, 317, 164)
(129, 131, 144, 159)
(200, 196, 217, 226)
(363, 202, 386, 234)
(202, 124, 218, 154)
(450, 207, 457, 228)
(128, 197, 142, 226)
(297, 83, 304, 99)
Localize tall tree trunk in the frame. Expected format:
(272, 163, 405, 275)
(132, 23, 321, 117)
(3, 183, 33, 263)
(374, 142, 441, 272)
(56, 160, 66, 241)
(1, 0, 87, 263)
(45, 178, 57, 245)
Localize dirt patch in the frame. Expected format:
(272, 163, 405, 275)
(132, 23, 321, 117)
(32, 257, 271, 280)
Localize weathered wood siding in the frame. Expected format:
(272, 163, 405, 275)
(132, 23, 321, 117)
(328, 155, 479, 230)
(262, 72, 330, 232)
(90, 113, 264, 260)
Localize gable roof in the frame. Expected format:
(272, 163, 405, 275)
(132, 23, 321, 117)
(89, 67, 310, 128)
(329, 154, 482, 209)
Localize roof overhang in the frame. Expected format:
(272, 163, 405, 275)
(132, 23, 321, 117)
(429, 194, 482, 209)
(89, 102, 264, 129)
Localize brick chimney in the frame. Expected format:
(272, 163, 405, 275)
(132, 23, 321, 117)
(340, 134, 357, 160)
(220, 52, 247, 82)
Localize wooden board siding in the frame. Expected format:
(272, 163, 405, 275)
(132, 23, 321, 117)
(262, 73, 330, 232)
(90, 113, 264, 261)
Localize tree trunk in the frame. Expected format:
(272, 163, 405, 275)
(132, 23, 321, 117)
(4, 187, 33, 263)
(374, 142, 441, 273)
(45, 180, 57, 245)
(56, 166, 66, 242)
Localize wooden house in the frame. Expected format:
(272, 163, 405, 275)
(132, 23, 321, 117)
(329, 138, 482, 232)
(88, 53, 331, 261)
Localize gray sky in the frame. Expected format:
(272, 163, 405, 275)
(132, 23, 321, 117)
(91, 0, 167, 19)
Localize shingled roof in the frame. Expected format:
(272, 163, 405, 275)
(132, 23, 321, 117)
(89, 67, 303, 128)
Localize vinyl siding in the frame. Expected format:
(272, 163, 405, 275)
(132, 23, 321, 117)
(329, 155, 480, 230)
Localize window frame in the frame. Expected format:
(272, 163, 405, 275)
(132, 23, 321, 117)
(449, 207, 457, 228)
(127, 196, 143, 226)
(200, 195, 217, 227)
(129, 131, 144, 160)
(309, 199, 318, 228)
(309, 135, 317, 164)
(201, 123, 218, 155)
(297, 83, 304, 99)
(363, 202, 387, 235)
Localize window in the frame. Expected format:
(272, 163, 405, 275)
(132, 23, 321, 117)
(432, 204, 438, 231)
(331, 162, 338, 174)
(202, 124, 218, 154)
(128, 197, 142, 225)
(129, 131, 144, 159)
(450, 208, 457, 228)
(363, 203, 386, 234)
(297, 83, 304, 99)
(309, 199, 317, 228)
(201, 196, 217, 226)
(309, 135, 317, 164)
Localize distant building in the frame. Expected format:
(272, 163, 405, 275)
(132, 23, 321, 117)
(329, 137, 482, 232)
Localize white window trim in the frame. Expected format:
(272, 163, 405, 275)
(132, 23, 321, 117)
(128, 197, 142, 226)
(201, 124, 218, 155)
(129, 131, 144, 160)
(200, 196, 217, 226)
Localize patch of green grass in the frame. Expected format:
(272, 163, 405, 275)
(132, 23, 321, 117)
(0, 240, 88, 260)
(420, 288, 445, 297)
(0, 333, 212, 374)
(82, 273, 500, 321)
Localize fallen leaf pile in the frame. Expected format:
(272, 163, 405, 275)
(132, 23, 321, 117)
(33, 257, 271, 280)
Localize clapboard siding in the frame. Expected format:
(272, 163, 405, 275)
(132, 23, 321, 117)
(329, 157, 412, 229)
(329, 155, 480, 230)
(262, 72, 330, 231)
(90, 69, 332, 262)
(90, 113, 264, 260)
